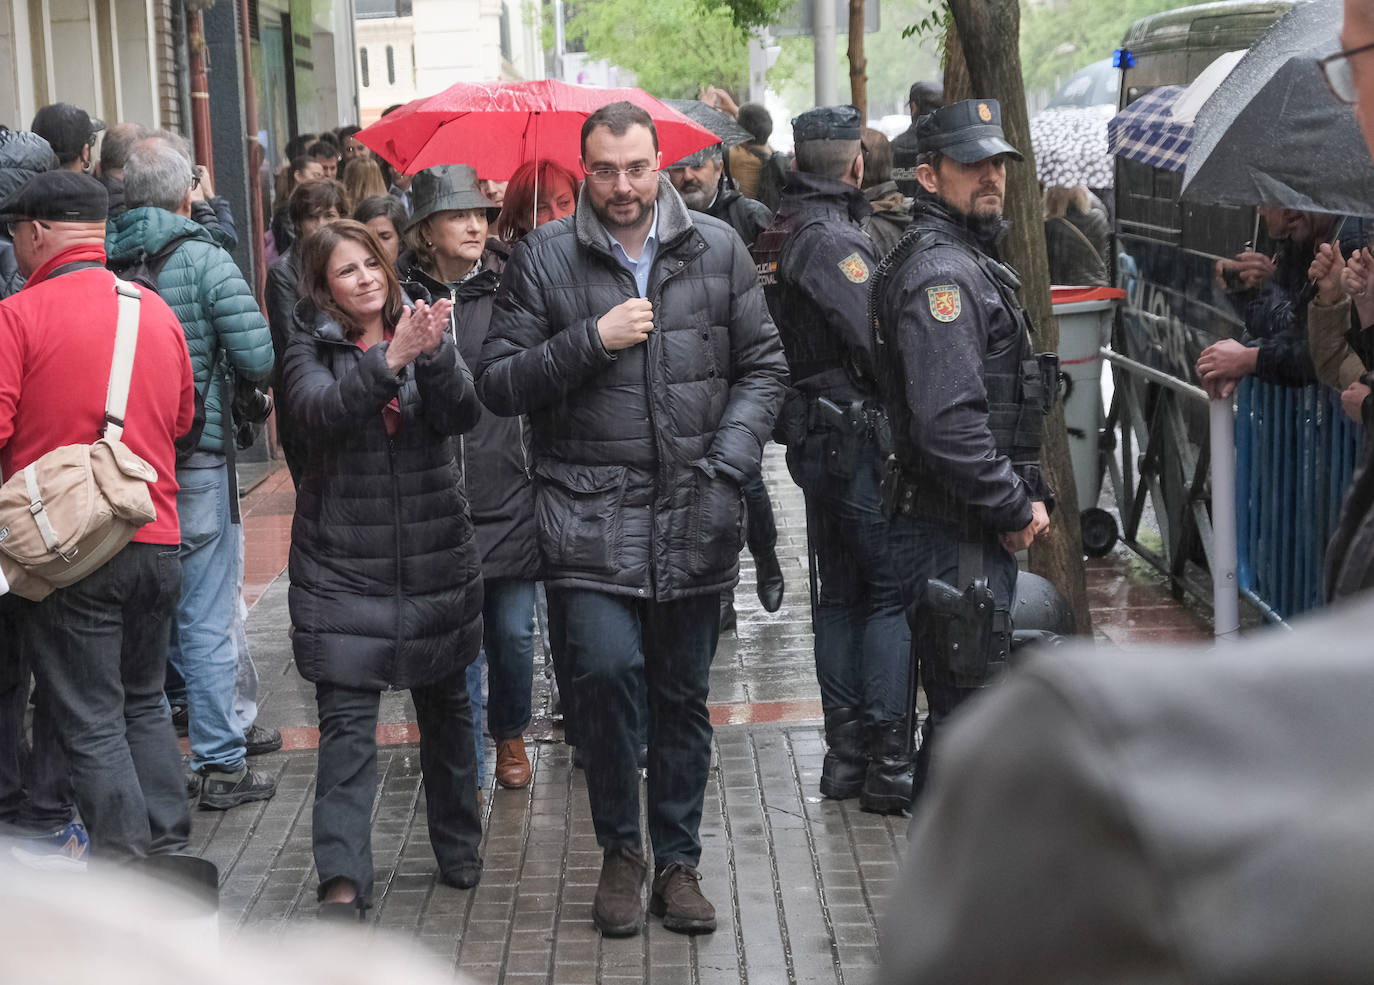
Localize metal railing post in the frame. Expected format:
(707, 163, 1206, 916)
(1210, 397, 1240, 643)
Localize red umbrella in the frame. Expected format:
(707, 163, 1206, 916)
(357, 79, 720, 179)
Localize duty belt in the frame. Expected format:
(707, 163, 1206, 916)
(879, 455, 982, 537)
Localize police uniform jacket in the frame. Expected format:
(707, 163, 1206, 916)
(751, 170, 877, 403)
(703, 183, 772, 249)
(872, 196, 1050, 534)
(476, 175, 787, 602)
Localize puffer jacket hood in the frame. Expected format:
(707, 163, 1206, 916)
(0, 130, 58, 298)
(284, 305, 485, 690)
(107, 206, 274, 455)
(478, 175, 788, 601)
(0, 129, 58, 201)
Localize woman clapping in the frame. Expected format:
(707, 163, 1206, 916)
(284, 219, 486, 919)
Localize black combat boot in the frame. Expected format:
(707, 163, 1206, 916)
(819, 707, 866, 799)
(859, 722, 915, 814)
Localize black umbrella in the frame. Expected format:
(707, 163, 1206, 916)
(662, 99, 753, 148)
(1180, 0, 1374, 215)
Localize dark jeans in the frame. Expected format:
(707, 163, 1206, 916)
(549, 588, 717, 869)
(743, 473, 777, 556)
(787, 432, 911, 724)
(18, 542, 190, 861)
(483, 578, 537, 741)
(313, 671, 482, 904)
(887, 514, 1018, 795)
(0, 598, 74, 835)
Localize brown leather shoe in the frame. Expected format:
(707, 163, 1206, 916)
(593, 845, 647, 936)
(649, 861, 716, 934)
(495, 738, 531, 789)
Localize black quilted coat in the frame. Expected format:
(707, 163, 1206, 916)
(406, 243, 538, 581)
(477, 175, 787, 601)
(283, 308, 485, 690)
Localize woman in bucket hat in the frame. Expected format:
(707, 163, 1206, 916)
(403, 165, 541, 796)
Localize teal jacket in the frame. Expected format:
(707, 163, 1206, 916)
(107, 207, 274, 456)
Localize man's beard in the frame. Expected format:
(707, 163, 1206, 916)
(938, 190, 1004, 243)
(680, 182, 714, 211)
(593, 192, 654, 232)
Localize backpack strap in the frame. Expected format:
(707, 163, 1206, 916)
(105, 279, 143, 443)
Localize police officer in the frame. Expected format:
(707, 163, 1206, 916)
(752, 106, 913, 814)
(891, 81, 945, 199)
(870, 99, 1055, 801)
(667, 143, 786, 622)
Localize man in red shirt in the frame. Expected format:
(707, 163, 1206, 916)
(0, 170, 196, 861)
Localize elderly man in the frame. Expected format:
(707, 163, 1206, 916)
(0, 170, 196, 861)
(479, 101, 786, 937)
(107, 139, 277, 811)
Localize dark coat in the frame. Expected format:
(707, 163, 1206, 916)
(862, 181, 912, 260)
(872, 197, 1049, 533)
(406, 243, 537, 581)
(0, 130, 58, 299)
(477, 175, 788, 601)
(283, 308, 485, 690)
(705, 184, 772, 248)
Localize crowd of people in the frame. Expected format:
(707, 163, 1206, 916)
(0, 77, 1061, 939)
(10, 43, 1367, 951)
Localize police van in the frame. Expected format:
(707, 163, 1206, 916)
(1109, 1, 1294, 602)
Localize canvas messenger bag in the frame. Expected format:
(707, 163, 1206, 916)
(0, 278, 159, 601)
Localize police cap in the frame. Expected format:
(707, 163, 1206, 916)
(916, 98, 1023, 164)
(792, 105, 863, 143)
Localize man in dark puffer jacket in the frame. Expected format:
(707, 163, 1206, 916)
(479, 102, 787, 939)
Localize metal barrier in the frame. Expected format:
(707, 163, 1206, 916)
(1101, 347, 1239, 640)
(1234, 378, 1361, 623)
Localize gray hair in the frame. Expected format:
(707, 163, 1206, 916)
(123, 138, 194, 212)
(794, 138, 861, 180)
(148, 129, 194, 163)
(99, 123, 148, 172)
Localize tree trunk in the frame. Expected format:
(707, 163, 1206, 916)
(847, 0, 867, 118)
(944, 0, 1094, 636)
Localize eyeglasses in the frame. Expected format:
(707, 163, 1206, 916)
(5, 219, 51, 237)
(1319, 40, 1374, 105)
(190, 171, 201, 190)
(584, 166, 658, 185)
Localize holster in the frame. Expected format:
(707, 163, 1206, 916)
(912, 576, 1011, 688)
(811, 396, 866, 480)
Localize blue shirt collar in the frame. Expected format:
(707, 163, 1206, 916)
(607, 203, 660, 298)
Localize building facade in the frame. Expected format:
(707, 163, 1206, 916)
(355, 0, 544, 125)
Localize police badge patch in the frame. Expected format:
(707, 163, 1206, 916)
(838, 252, 870, 283)
(927, 285, 961, 322)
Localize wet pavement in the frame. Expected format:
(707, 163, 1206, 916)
(200, 444, 1212, 981)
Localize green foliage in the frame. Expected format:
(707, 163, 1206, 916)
(712, 0, 796, 32)
(768, 0, 945, 118)
(552, 0, 755, 98)
(1019, 0, 1182, 94)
